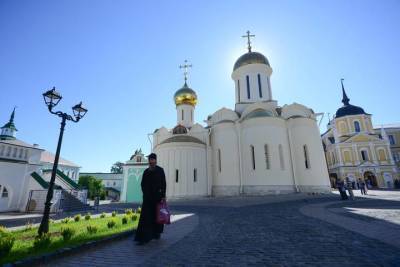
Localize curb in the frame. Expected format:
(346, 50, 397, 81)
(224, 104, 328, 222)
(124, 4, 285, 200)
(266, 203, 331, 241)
(3, 230, 136, 267)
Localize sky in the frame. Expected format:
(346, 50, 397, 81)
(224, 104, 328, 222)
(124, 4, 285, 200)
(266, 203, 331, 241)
(0, 0, 399, 172)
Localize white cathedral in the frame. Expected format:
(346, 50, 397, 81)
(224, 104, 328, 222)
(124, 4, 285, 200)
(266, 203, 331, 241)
(151, 33, 331, 198)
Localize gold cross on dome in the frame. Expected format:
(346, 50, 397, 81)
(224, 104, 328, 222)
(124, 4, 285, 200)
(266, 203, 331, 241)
(179, 60, 192, 83)
(242, 30, 255, 52)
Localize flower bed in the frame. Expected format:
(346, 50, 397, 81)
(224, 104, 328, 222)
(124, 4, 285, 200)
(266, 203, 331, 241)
(0, 210, 139, 265)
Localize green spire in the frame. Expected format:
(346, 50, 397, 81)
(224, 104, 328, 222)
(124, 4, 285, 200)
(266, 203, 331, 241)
(0, 107, 18, 140)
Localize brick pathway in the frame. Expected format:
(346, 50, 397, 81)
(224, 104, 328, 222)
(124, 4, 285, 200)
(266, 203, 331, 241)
(39, 192, 400, 266)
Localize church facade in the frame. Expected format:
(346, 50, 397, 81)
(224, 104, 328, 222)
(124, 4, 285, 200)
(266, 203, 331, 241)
(151, 34, 331, 198)
(322, 80, 398, 188)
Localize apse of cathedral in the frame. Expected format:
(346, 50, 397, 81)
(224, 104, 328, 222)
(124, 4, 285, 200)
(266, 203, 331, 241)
(151, 32, 331, 198)
(322, 79, 398, 189)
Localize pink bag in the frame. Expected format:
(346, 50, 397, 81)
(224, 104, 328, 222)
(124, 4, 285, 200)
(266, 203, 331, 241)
(156, 199, 171, 224)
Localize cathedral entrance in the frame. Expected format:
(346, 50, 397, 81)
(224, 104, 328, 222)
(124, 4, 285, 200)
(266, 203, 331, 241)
(363, 171, 378, 188)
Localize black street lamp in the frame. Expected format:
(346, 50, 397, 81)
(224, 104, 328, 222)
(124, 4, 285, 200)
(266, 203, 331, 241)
(38, 87, 87, 236)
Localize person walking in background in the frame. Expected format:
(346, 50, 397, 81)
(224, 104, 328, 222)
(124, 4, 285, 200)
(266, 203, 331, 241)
(346, 177, 354, 200)
(359, 178, 366, 195)
(336, 179, 348, 200)
(134, 153, 166, 245)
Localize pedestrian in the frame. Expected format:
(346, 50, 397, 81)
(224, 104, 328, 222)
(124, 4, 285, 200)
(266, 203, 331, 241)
(346, 177, 354, 200)
(134, 153, 167, 245)
(359, 178, 366, 195)
(336, 179, 348, 200)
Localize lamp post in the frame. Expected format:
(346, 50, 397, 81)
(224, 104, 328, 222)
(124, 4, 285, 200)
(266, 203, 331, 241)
(38, 87, 87, 236)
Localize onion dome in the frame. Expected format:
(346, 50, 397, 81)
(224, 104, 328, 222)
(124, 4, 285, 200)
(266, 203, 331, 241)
(233, 51, 270, 71)
(174, 82, 197, 106)
(172, 124, 188, 134)
(335, 79, 369, 118)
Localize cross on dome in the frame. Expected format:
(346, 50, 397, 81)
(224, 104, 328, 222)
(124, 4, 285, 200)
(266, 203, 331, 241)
(242, 30, 255, 52)
(179, 60, 192, 84)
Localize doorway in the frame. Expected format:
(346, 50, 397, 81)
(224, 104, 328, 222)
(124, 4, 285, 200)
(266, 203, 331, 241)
(364, 171, 378, 188)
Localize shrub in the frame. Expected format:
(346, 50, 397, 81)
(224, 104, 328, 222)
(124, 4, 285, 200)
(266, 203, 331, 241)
(111, 211, 117, 217)
(137, 207, 141, 214)
(85, 213, 91, 220)
(125, 208, 133, 216)
(122, 216, 128, 224)
(24, 222, 33, 231)
(74, 214, 81, 222)
(0, 233, 15, 257)
(100, 212, 106, 218)
(131, 214, 138, 221)
(0, 226, 8, 234)
(33, 233, 51, 249)
(86, 225, 98, 234)
(107, 220, 116, 229)
(61, 217, 70, 224)
(61, 227, 75, 242)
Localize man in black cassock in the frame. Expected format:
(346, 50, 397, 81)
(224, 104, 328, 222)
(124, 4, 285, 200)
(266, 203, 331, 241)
(134, 153, 166, 245)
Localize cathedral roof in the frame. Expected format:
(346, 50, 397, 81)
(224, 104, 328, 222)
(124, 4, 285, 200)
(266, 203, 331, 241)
(174, 82, 197, 106)
(233, 51, 270, 71)
(335, 79, 369, 118)
(160, 135, 205, 145)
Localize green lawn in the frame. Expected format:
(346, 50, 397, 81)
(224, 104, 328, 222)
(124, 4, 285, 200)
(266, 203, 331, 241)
(0, 212, 139, 265)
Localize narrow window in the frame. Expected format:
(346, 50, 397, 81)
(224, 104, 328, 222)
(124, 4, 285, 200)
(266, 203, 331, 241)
(303, 145, 310, 169)
(361, 150, 368, 161)
(389, 135, 395, 145)
(175, 169, 179, 183)
(279, 144, 285, 170)
(191, 109, 193, 122)
(237, 80, 241, 102)
(246, 75, 250, 99)
(218, 149, 222, 173)
(264, 144, 270, 169)
(194, 168, 197, 182)
(257, 74, 262, 98)
(2, 187, 8, 198)
(181, 109, 184, 121)
(250, 145, 255, 170)
(354, 121, 360, 132)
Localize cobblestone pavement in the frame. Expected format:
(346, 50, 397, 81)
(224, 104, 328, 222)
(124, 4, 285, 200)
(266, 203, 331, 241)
(38, 192, 400, 266)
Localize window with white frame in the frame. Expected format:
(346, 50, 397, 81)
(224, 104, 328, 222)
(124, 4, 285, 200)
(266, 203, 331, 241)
(361, 150, 369, 161)
(354, 121, 361, 133)
(389, 135, 395, 145)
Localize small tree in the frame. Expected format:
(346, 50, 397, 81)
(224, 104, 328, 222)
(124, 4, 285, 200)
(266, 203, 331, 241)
(78, 175, 105, 200)
(110, 161, 124, 174)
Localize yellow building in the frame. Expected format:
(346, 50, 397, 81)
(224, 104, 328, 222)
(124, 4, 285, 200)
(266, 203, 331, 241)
(375, 124, 400, 173)
(322, 80, 397, 188)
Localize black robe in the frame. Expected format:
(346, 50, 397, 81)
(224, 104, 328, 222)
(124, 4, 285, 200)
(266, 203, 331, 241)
(134, 165, 166, 243)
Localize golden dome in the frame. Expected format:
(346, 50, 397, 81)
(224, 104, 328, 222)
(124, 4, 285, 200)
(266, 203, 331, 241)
(174, 83, 197, 106)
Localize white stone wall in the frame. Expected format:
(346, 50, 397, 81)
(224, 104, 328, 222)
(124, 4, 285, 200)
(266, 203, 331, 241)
(287, 117, 331, 192)
(155, 142, 208, 198)
(176, 104, 195, 128)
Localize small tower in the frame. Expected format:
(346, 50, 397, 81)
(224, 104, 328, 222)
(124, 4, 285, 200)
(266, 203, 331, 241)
(0, 107, 18, 140)
(174, 60, 197, 128)
(232, 31, 273, 113)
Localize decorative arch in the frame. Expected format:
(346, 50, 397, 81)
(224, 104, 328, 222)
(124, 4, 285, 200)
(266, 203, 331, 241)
(378, 148, 387, 161)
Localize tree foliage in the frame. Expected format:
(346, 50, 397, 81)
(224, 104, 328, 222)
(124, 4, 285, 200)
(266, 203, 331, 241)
(78, 175, 105, 200)
(110, 161, 124, 174)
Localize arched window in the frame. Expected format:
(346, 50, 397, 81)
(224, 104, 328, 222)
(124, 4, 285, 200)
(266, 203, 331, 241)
(361, 150, 368, 161)
(193, 168, 197, 182)
(279, 144, 285, 170)
(246, 75, 250, 99)
(250, 145, 255, 170)
(218, 149, 222, 173)
(257, 74, 262, 98)
(354, 121, 361, 132)
(264, 144, 270, 169)
(303, 145, 310, 169)
(378, 149, 387, 161)
(181, 109, 184, 121)
(1, 186, 8, 198)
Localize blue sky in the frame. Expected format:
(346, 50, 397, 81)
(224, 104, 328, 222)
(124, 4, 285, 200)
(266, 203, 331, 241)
(1, 0, 399, 172)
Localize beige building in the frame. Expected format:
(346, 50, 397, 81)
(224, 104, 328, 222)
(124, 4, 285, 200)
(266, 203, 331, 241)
(322, 80, 397, 188)
(375, 124, 400, 173)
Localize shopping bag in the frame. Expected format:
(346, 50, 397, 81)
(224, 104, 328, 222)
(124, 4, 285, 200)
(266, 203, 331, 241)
(156, 199, 171, 224)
